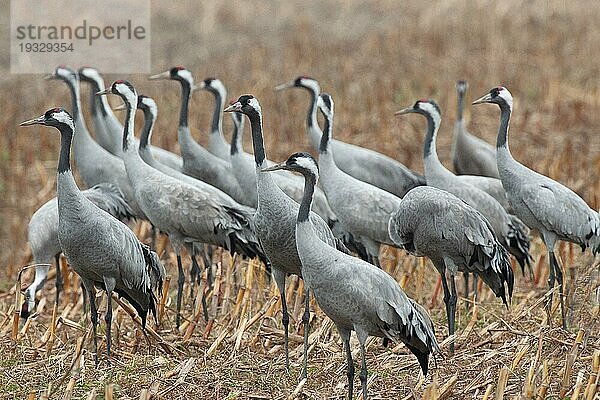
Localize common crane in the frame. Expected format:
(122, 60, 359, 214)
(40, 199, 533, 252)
(263, 152, 440, 400)
(473, 86, 600, 328)
(98, 81, 266, 328)
(20, 108, 165, 366)
(396, 99, 531, 280)
(45, 65, 146, 220)
(389, 185, 513, 352)
(316, 93, 403, 266)
(148, 67, 249, 206)
(22, 183, 132, 319)
(275, 76, 425, 198)
(451, 80, 500, 178)
(78, 66, 184, 171)
(224, 94, 349, 380)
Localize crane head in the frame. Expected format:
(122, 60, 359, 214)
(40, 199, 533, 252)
(97, 80, 138, 109)
(261, 152, 319, 181)
(223, 94, 261, 116)
(78, 66, 103, 84)
(45, 65, 77, 82)
(472, 86, 513, 110)
(395, 99, 441, 119)
(20, 107, 74, 131)
(194, 77, 226, 96)
(317, 92, 334, 118)
(137, 94, 157, 115)
(274, 75, 320, 94)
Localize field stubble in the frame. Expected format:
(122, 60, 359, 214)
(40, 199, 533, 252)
(1, 1, 600, 399)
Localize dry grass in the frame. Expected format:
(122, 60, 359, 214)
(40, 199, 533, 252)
(1, 1, 600, 399)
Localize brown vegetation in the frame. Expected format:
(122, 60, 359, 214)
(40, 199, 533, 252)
(1, 1, 599, 398)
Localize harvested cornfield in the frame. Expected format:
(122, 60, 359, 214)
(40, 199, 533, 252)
(1, 1, 599, 399)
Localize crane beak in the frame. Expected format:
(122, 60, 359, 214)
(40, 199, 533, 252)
(261, 162, 286, 173)
(148, 71, 170, 80)
(20, 115, 45, 126)
(274, 80, 295, 91)
(95, 88, 111, 96)
(472, 93, 492, 105)
(43, 73, 56, 80)
(192, 81, 206, 91)
(394, 107, 414, 116)
(223, 102, 242, 113)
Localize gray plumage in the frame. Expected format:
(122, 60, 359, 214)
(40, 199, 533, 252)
(20, 108, 165, 366)
(224, 94, 349, 381)
(275, 76, 425, 198)
(268, 151, 439, 400)
(78, 66, 183, 171)
(454, 174, 510, 211)
(451, 80, 500, 178)
(101, 82, 266, 328)
(397, 99, 531, 274)
(47, 66, 146, 220)
(316, 93, 402, 266)
(228, 110, 338, 222)
(148, 67, 249, 206)
(23, 183, 133, 318)
(195, 77, 232, 161)
(389, 185, 513, 351)
(473, 86, 600, 328)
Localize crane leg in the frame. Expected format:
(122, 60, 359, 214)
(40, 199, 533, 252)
(441, 272, 457, 354)
(472, 275, 479, 302)
(359, 339, 368, 400)
(301, 287, 310, 381)
(463, 272, 469, 310)
(55, 254, 63, 307)
(204, 245, 214, 287)
(191, 255, 208, 322)
(280, 284, 290, 372)
(81, 282, 88, 321)
(550, 252, 567, 329)
(189, 254, 200, 300)
(104, 291, 113, 366)
(87, 286, 99, 367)
(546, 252, 556, 322)
(340, 329, 354, 400)
(176, 255, 185, 329)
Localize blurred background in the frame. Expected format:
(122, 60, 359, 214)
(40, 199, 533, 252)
(2, 1, 600, 273)
(1, 1, 600, 397)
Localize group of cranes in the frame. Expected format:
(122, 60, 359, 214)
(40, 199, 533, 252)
(18, 64, 599, 399)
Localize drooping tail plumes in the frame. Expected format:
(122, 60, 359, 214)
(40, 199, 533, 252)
(470, 241, 514, 306)
(220, 205, 269, 265)
(391, 298, 441, 375)
(140, 242, 165, 325)
(506, 215, 532, 276)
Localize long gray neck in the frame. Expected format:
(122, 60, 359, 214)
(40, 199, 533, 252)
(298, 173, 316, 223)
(139, 108, 155, 150)
(306, 87, 319, 133)
(178, 80, 191, 128)
(496, 103, 511, 151)
(210, 88, 225, 135)
(422, 112, 452, 179)
(319, 110, 333, 153)
(122, 100, 138, 153)
(86, 79, 101, 116)
(230, 114, 244, 156)
(456, 89, 465, 122)
(247, 109, 267, 168)
(57, 124, 74, 174)
(65, 77, 82, 122)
